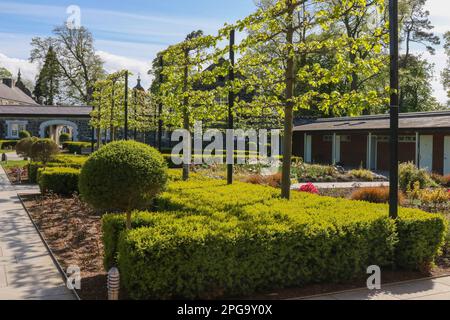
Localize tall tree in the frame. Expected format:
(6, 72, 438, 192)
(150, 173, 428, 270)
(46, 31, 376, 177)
(0, 67, 12, 79)
(237, 0, 387, 199)
(399, 0, 440, 109)
(30, 25, 105, 105)
(399, 54, 440, 112)
(400, 0, 440, 62)
(442, 31, 450, 107)
(34, 47, 61, 105)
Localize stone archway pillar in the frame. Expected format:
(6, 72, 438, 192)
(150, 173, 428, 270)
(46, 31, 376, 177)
(39, 120, 79, 142)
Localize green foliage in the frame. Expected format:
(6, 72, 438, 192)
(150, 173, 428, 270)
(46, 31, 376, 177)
(349, 169, 375, 181)
(59, 133, 71, 144)
(28, 156, 85, 183)
(18, 130, 31, 139)
(30, 139, 59, 165)
(399, 162, 436, 192)
(62, 142, 91, 154)
(101, 178, 446, 299)
(34, 46, 61, 105)
(291, 161, 338, 182)
(16, 137, 38, 160)
(38, 167, 80, 195)
(443, 31, 450, 106)
(0, 140, 19, 150)
(79, 141, 168, 214)
(30, 25, 105, 104)
(53, 154, 88, 166)
(0, 67, 12, 78)
(396, 211, 447, 270)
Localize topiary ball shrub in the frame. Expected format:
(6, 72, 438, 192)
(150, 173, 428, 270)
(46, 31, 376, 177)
(79, 141, 168, 228)
(30, 138, 59, 164)
(59, 133, 71, 144)
(16, 137, 39, 160)
(18, 130, 31, 139)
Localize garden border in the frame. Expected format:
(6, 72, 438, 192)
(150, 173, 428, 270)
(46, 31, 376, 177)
(17, 193, 81, 301)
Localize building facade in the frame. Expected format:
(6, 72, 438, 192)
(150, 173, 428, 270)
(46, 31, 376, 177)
(293, 111, 450, 175)
(0, 105, 92, 142)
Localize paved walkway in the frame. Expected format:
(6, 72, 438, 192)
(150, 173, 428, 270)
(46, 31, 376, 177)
(296, 276, 450, 300)
(292, 181, 389, 189)
(0, 165, 75, 300)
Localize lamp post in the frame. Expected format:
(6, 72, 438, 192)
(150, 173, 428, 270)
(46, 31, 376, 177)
(227, 29, 235, 185)
(124, 71, 129, 140)
(158, 55, 164, 152)
(389, 0, 399, 219)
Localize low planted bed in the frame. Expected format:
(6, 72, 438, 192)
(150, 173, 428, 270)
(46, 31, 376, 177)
(102, 177, 447, 300)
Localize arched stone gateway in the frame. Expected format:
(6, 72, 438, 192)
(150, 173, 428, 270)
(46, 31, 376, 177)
(39, 119, 79, 142)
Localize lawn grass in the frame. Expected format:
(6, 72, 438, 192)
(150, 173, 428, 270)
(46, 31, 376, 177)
(0, 149, 15, 154)
(1, 160, 29, 170)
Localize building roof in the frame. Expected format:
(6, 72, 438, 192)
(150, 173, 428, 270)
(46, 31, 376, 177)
(294, 110, 450, 132)
(0, 105, 92, 117)
(0, 82, 37, 105)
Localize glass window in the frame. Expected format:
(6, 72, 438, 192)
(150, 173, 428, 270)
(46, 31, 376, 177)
(8, 122, 27, 138)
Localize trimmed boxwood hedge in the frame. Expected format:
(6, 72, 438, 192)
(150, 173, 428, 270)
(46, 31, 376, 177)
(0, 140, 19, 150)
(63, 142, 91, 154)
(29, 161, 84, 183)
(38, 167, 80, 195)
(103, 179, 447, 300)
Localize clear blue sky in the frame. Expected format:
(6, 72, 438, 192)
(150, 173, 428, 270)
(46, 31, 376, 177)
(0, 0, 256, 87)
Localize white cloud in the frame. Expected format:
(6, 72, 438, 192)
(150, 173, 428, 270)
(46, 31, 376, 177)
(96, 51, 153, 89)
(0, 52, 38, 82)
(0, 50, 153, 91)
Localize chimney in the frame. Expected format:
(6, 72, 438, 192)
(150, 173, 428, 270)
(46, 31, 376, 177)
(2, 78, 14, 88)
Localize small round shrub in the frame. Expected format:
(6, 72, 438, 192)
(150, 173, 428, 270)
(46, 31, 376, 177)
(16, 137, 39, 160)
(18, 130, 31, 139)
(399, 162, 436, 192)
(30, 139, 59, 165)
(59, 133, 71, 144)
(79, 141, 168, 228)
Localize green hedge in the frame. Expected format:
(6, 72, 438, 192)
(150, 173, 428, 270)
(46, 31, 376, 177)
(63, 142, 92, 154)
(28, 158, 85, 183)
(37, 167, 80, 195)
(0, 140, 19, 149)
(103, 179, 447, 299)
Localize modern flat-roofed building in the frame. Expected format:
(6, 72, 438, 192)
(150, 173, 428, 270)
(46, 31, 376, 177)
(293, 110, 450, 175)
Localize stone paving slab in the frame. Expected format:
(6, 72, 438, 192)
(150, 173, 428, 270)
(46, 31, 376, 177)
(292, 181, 390, 190)
(298, 277, 450, 301)
(0, 165, 75, 300)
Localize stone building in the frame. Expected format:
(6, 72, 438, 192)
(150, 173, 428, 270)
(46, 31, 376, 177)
(0, 73, 92, 143)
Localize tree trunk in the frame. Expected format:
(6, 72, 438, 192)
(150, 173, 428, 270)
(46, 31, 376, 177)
(182, 48, 190, 181)
(126, 211, 132, 230)
(281, 0, 295, 200)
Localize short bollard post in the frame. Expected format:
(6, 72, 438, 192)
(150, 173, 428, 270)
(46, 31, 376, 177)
(108, 267, 120, 300)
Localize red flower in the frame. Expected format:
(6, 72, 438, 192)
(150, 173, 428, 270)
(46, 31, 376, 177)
(299, 182, 319, 194)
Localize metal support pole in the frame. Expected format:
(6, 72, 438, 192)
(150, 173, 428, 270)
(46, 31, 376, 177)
(367, 133, 372, 170)
(91, 106, 95, 153)
(415, 132, 420, 167)
(124, 71, 129, 141)
(332, 133, 337, 165)
(227, 29, 235, 185)
(389, 0, 399, 219)
(158, 56, 164, 152)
